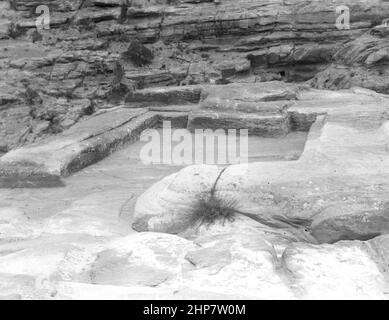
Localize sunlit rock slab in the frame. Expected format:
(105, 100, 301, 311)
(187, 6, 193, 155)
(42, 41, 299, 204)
(0, 109, 156, 186)
(133, 88, 389, 244)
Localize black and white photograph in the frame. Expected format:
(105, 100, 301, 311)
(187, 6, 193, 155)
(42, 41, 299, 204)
(0, 0, 389, 304)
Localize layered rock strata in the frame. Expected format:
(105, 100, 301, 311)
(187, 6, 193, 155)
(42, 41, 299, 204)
(1, 0, 389, 150)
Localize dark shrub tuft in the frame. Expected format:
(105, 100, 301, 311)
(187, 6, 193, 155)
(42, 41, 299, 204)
(122, 40, 154, 67)
(189, 193, 237, 227)
(7, 22, 25, 39)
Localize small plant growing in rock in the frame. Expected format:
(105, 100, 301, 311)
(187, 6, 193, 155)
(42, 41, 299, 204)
(108, 61, 134, 103)
(7, 22, 25, 39)
(189, 193, 237, 227)
(76, 17, 96, 32)
(188, 167, 237, 227)
(25, 87, 42, 105)
(112, 60, 125, 84)
(122, 39, 154, 67)
(31, 29, 43, 43)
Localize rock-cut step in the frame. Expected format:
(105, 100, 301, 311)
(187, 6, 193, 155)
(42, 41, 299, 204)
(188, 110, 291, 137)
(187, 82, 299, 136)
(0, 108, 188, 188)
(126, 85, 202, 105)
(0, 82, 305, 187)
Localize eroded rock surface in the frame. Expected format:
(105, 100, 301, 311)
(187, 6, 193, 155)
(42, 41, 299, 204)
(311, 25, 389, 93)
(0, 81, 389, 299)
(2, 0, 389, 300)
(129, 86, 389, 299)
(1, 0, 389, 150)
(134, 87, 389, 243)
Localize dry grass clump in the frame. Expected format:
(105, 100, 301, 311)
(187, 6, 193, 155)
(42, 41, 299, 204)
(188, 167, 238, 227)
(189, 193, 237, 227)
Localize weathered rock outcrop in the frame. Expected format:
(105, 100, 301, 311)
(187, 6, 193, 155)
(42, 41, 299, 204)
(3, 214, 389, 299)
(0, 104, 190, 187)
(311, 23, 389, 93)
(0, 82, 312, 185)
(133, 87, 389, 244)
(1, 0, 389, 151)
(189, 81, 299, 136)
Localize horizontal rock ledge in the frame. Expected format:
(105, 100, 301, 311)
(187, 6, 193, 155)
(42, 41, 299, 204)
(0, 108, 189, 187)
(132, 88, 389, 243)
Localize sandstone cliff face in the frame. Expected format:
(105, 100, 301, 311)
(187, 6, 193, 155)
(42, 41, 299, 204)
(1, 0, 389, 151)
(311, 23, 389, 93)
